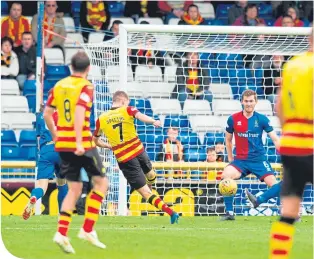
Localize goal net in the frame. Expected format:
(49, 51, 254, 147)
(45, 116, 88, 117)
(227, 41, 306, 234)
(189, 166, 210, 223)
(82, 25, 313, 217)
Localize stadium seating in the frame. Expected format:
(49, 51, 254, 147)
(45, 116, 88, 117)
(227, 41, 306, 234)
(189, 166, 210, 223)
(135, 65, 163, 82)
(129, 98, 153, 116)
(149, 99, 181, 115)
(255, 99, 273, 116)
(64, 33, 84, 48)
(204, 132, 225, 146)
(46, 65, 71, 80)
(108, 1, 124, 17)
(183, 100, 212, 115)
(1, 113, 36, 130)
(44, 48, 64, 64)
(1, 146, 21, 160)
(1, 130, 18, 146)
(163, 115, 191, 131)
(109, 18, 134, 28)
(19, 130, 37, 147)
(88, 33, 105, 43)
(63, 17, 76, 32)
(210, 83, 233, 99)
(184, 146, 207, 162)
(212, 100, 242, 116)
(164, 66, 178, 82)
(65, 48, 82, 65)
(1, 1, 8, 15)
(189, 115, 223, 132)
(20, 146, 37, 161)
(168, 18, 180, 25)
(146, 82, 175, 98)
(195, 2, 215, 19)
(268, 116, 281, 131)
(1, 79, 20, 95)
(105, 65, 133, 82)
(1, 96, 29, 113)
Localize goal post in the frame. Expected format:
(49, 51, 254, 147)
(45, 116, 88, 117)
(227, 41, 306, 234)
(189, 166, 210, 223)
(81, 25, 313, 217)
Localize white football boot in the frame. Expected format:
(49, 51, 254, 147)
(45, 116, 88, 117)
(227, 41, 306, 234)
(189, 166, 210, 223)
(78, 228, 106, 249)
(53, 232, 75, 254)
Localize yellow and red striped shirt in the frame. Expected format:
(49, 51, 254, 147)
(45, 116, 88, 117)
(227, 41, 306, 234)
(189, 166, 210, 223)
(46, 75, 95, 152)
(94, 106, 144, 163)
(280, 51, 313, 155)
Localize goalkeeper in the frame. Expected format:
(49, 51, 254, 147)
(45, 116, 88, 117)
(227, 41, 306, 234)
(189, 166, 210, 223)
(221, 90, 282, 220)
(93, 90, 179, 224)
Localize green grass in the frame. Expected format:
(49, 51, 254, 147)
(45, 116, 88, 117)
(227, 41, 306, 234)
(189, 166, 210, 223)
(1, 216, 313, 259)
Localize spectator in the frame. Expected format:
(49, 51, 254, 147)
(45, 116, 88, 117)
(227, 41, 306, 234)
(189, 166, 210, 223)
(14, 32, 37, 90)
(281, 14, 295, 27)
(1, 2, 30, 48)
(158, 1, 192, 19)
(124, 1, 163, 19)
(178, 4, 206, 25)
(262, 55, 284, 106)
(215, 142, 226, 162)
(173, 52, 213, 110)
(80, 1, 111, 43)
(1, 37, 19, 79)
(206, 147, 217, 162)
(159, 127, 184, 162)
(103, 20, 123, 41)
(274, 6, 304, 27)
(228, 0, 248, 25)
(233, 4, 265, 26)
(31, 1, 66, 50)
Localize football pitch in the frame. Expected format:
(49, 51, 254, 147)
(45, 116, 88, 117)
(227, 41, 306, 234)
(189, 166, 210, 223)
(1, 216, 313, 259)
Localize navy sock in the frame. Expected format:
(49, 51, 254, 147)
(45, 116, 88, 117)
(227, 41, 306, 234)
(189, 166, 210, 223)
(257, 182, 281, 204)
(223, 196, 234, 214)
(57, 184, 68, 211)
(30, 188, 44, 200)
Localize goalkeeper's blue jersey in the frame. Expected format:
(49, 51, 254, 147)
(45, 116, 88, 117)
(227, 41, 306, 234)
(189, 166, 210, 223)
(226, 111, 273, 161)
(36, 112, 57, 148)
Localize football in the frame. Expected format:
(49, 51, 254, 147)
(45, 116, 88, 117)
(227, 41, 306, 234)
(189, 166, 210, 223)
(219, 179, 238, 196)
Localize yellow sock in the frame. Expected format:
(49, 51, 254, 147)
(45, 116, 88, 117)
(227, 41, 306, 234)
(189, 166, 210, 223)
(269, 221, 295, 259)
(82, 190, 104, 233)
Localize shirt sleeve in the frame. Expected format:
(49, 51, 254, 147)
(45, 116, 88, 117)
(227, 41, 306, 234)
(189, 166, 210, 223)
(93, 118, 102, 137)
(77, 85, 93, 108)
(126, 106, 139, 117)
(225, 116, 234, 134)
(46, 87, 56, 108)
(262, 115, 273, 133)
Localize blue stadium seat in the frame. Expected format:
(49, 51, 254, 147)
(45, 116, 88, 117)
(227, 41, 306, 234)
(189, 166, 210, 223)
(23, 80, 36, 96)
(71, 1, 81, 15)
(1, 146, 21, 161)
(179, 132, 200, 146)
(25, 94, 36, 113)
(163, 115, 191, 131)
(46, 65, 70, 80)
(135, 115, 161, 134)
(184, 147, 207, 162)
(139, 133, 163, 145)
(145, 144, 159, 161)
(258, 3, 272, 16)
(129, 98, 153, 116)
(20, 146, 37, 161)
(44, 80, 58, 93)
(108, 1, 125, 17)
(1, 1, 8, 15)
(264, 18, 275, 26)
(1, 130, 18, 146)
(216, 4, 233, 19)
(302, 19, 310, 27)
(19, 130, 37, 147)
(204, 132, 225, 146)
(217, 53, 244, 68)
(205, 19, 224, 26)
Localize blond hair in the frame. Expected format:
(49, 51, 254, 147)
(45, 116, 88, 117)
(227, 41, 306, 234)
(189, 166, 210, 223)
(112, 91, 129, 103)
(241, 89, 257, 101)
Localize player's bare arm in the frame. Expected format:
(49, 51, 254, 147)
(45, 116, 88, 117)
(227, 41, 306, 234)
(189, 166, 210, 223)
(93, 136, 112, 149)
(225, 132, 233, 162)
(74, 105, 86, 156)
(43, 106, 57, 141)
(275, 88, 284, 126)
(135, 112, 161, 127)
(268, 131, 280, 151)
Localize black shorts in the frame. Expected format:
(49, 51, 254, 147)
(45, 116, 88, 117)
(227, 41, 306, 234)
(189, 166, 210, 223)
(59, 148, 106, 182)
(118, 151, 153, 190)
(281, 155, 313, 198)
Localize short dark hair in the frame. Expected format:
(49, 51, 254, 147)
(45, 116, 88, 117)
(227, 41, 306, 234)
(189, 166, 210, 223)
(207, 147, 216, 153)
(113, 91, 129, 102)
(22, 31, 32, 37)
(112, 20, 123, 26)
(139, 21, 149, 25)
(282, 14, 293, 20)
(1, 36, 13, 47)
(215, 141, 224, 145)
(187, 4, 199, 12)
(71, 51, 90, 73)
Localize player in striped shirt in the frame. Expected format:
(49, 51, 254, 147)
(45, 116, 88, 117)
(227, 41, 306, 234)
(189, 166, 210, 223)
(221, 89, 281, 220)
(93, 90, 180, 224)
